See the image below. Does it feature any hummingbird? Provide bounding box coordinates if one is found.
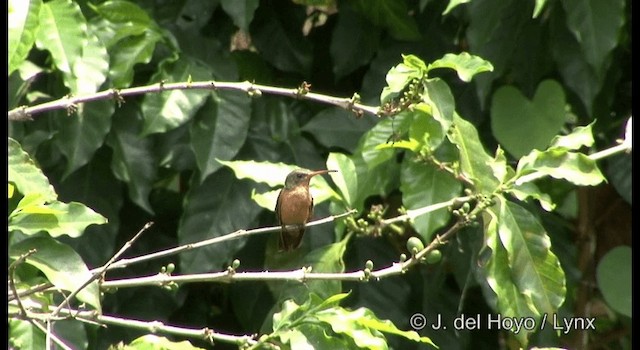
[275,168,336,251]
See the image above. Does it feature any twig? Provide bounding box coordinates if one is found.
[8,299,257,347]
[8,81,380,121]
[50,222,154,317]
[103,210,357,271]
[30,319,73,350]
[8,249,37,316]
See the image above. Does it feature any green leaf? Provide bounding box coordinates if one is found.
[35,0,84,74]
[400,160,461,241]
[596,246,631,317]
[190,92,251,183]
[317,307,437,349]
[107,29,163,88]
[548,122,596,150]
[8,137,58,201]
[218,159,299,187]
[8,0,41,75]
[380,55,425,104]
[9,236,102,312]
[9,319,45,350]
[250,5,312,75]
[141,57,212,136]
[508,182,555,212]
[36,0,106,94]
[128,335,206,350]
[9,200,107,237]
[498,200,566,316]
[220,0,260,31]
[330,5,381,79]
[562,0,625,78]
[359,112,413,169]
[71,29,109,95]
[301,107,376,153]
[516,148,605,186]
[54,99,115,179]
[178,170,263,273]
[480,206,537,347]
[326,153,358,207]
[491,80,567,158]
[427,52,494,82]
[351,0,421,41]
[106,106,157,213]
[447,113,500,193]
[90,0,153,26]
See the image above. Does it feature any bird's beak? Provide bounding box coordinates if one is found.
[307,169,337,178]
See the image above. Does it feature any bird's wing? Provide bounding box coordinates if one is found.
[275,189,282,225]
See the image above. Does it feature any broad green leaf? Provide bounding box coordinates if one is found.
[141,57,212,136]
[548,122,595,150]
[427,52,494,82]
[106,106,157,213]
[562,0,625,78]
[54,99,114,179]
[218,159,300,187]
[8,0,41,75]
[359,112,413,169]
[220,0,260,31]
[516,149,605,186]
[129,335,206,350]
[326,153,357,207]
[549,16,600,117]
[52,320,88,350]
[8,138,58,201]
[71,30,109,95]
[36,0,103,95]
[375,139,420,152]
[447,113,500,193]
[596,246,631,317]
[480,206,537,346]
[107,29,162,88]
[35,0,85,74]
[11,192,64,215]
[250,6,312,75]
[301,107,376,153]
[442,0,471,15]
[9,200,107,237]
[190,91,251,183]
[90,0,153,26]
[178,170,262,273]
[351,0,421,41]
[330,5,381,79]
[491,80,567,158]
[317,307,437,348]
[9,319,45,350]
[498,200,566,316]
[9,236,102,312]
[607,153,631,205]
[400,160,461,241]
[508,182,555,212]
[380,55,425,104]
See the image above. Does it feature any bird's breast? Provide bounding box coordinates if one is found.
[278,187,313,224]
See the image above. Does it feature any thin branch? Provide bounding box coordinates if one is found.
[9,299,256,348]
[30,320,73,350]
[8,249,37,316]
[8,81,380,121]
[50,222,154,318]
[103,210,357,271]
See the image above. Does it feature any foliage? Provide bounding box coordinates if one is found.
[8,0,631,349]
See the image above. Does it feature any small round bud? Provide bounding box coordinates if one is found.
[406,237,425,254]
[365,260,374,270]
[232,259,240,269]
[425,249,442,264]
[166,263,175,273]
